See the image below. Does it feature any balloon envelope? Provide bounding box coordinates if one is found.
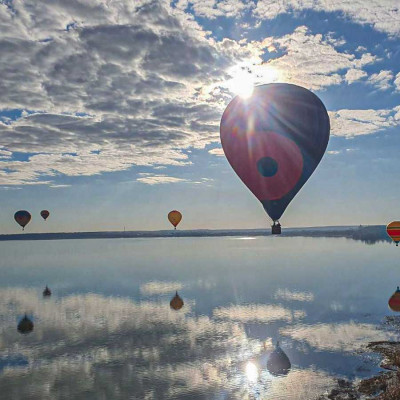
[40,210,50,220]
[220,83,330,222]
[17,315,34,334]
[387,221,400,246]
[267,342,291,376]
[168,210,182,228]
[389,287,400,312]
[14,210,31,230]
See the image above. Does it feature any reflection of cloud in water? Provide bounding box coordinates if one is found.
[274,289,314,302]
[281,322,399,353]
[213,304,306,323]
[140,281,183,296]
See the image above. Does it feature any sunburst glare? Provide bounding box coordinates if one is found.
[245,361,259,383]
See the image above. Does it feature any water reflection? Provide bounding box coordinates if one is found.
[17,314,34,334]
[267,342,291,376]
[1,237,400,399]
[170,291,184,310]
[43,285,51,297]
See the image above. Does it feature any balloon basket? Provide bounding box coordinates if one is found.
[271,223,281,235]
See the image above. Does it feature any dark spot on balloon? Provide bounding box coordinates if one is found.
[257,157,278,177]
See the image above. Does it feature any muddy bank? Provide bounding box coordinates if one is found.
[319,341,400,400]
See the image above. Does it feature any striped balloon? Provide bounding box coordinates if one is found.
[389,287,400,312]
[387,221,400,246]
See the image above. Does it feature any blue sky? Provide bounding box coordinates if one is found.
[0,0,399,233]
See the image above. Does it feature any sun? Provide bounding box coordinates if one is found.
[228,64,280,99]
[228,67,255,99]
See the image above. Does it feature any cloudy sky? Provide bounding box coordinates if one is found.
[1,0,399,232]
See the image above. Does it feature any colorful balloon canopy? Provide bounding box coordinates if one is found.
[14,210,31,230]
[40,210,50,221]
[388,287,400,312]
[170,291,184,310]
[386,221,400,246]
[220,83,330,226]
[168,210,182,229]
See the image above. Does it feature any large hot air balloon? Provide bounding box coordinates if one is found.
[387,221,400,246]
[220,83,330,234]
[168,210,182,230]
[40,210,50,221]
[389,287,400,312]
[14,210,31,230]
[170,291,184,310]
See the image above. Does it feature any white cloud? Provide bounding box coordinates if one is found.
[274,289,314,302]
[327,150,341,155]
[254,0,400,37]
[281,322,398,352]
[394,72,400,91]
[367,70,394,90]
[329,106,400,137]
[208,147,225,156]
[136,174,190,185]
[140,281,183,295]
[262,26,377,90]
[345,68,367,84]
[213,304,306,323]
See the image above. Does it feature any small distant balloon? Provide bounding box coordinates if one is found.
[388,287,400,312]
[170,291,184,310]
[168,210,182,230]
[386,221,400,246]
[267,342,291,376]
[17,315,34,334]
[220,83,330,233]
[40,210,50,221]
[43,286,51,297]
[14,210,31,230]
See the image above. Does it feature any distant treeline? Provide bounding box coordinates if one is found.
[0,225,391,244]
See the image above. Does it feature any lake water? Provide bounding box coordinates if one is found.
[0,236,399,399]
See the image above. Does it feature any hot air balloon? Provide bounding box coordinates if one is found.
[168,210,182,230]
[17,315,34,334]
[220,83,330,234]
[267,341,291,376]
[14,210,31,230]
[43,286,51,297]
[40,210,50,221]
[170,291,184,310]
[389,287,400,312]
[387,221,400,246]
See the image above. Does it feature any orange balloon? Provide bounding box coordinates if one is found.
[387,221,400,246]
[170,291,184,310]
[389,287,400,312]
[168,210,182,229]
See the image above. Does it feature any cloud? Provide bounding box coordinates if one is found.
[394,72,400,91]
[136,174,190,185]
[327,150,341,155]
[140,281,183,295]
[208,147,225,156]
[367,70,394,90]
[262,26,377,90]
[254,0,400,37]
[281,322,398,353]
[213,304,306,323]
[329,106,400,137]
[345,68,367,84]
[274,289,314,302]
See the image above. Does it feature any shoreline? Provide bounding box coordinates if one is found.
[0,225,390,243]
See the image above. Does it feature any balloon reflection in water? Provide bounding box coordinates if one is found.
[170,291,184,310]
[17,315,34,334]
[388,287,400,312]
[43,286,51,297]
[267,342,291,376]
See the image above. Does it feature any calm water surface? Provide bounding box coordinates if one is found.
[0,236,399,399]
